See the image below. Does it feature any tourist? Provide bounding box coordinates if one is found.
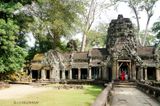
[121,70,125,81]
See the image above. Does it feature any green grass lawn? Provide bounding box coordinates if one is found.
[0,85,103,106]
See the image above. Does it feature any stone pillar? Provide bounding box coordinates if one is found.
[78,68,81,80]
[50,69,54,79]
[41,69,46,80]
[88,67,92,79]
[69,69,72,80]
[116,62,119,80]
[99,67,101,79]
[112,58,117,80]
[30,70,32,78]
[62,70,65,80]
[132,62,136,80]
[140,67,143,81]
[156,68,160,81]
[129,62,132,79]
[38,70,40,79]
[144,67,148,80]
[137,67,140,80]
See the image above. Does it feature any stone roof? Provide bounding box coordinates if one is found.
[73,52,88,60]
[137,46,154,57]
[72,62,88,68]
[90,60,102,66]
[63,52,71,62]
[143,60,156,67]
[32,53,45,62]
[91,48,108,58]
[31,63,43,70]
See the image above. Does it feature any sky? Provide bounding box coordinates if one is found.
[71,0,160,42]
[101,0,160,30]
[26,0,160,47]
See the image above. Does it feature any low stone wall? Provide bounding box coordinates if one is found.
[63,80,108,86]
[137,81,160,101]
[92,83,113,106]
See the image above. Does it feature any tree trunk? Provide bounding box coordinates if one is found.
[131,4,141,45]
[142,16,151,46]
[80,0,95,52]
[81,32,87,51]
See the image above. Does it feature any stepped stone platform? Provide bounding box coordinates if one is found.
[113,81,136,88]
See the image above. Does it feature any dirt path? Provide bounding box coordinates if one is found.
[0,84,50,100]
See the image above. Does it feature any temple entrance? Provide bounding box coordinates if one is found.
[118,60,131,81]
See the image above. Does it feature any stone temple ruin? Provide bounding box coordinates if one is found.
[27,15,160,82]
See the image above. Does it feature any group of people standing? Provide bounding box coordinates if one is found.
[121,70,128,81]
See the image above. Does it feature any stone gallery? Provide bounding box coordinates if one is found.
[28,15,160,82]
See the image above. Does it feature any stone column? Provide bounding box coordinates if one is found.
[88,67,92,79]
[129,62,132,79]
[78,68,81,80]
[98,67,102,79]
[30,70,32,78]
[132,62,136,80]
[41,69,46,80]
[156,68,160,81]
[69,69,72,80]
[144,67,148,80]
[38,70,40,79]
[140,67,143,81]
[112,58,117,80]
[116,62,119,80]
[62,70,66,80]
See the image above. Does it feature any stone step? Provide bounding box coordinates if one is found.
[114,82,135,85]
[114,84,136,88]
[113,81,136,88]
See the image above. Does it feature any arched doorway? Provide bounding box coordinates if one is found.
[118,61,130,81]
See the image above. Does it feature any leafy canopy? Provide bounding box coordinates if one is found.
[0,0,31,73]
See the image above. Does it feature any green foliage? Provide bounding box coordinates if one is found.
[67,39,78,51]
[28,0,84,53]
[0,1,31,73]
[152,20,160,39]
[86,23,108,50]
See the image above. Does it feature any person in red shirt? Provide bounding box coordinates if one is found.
[121,70,125,81]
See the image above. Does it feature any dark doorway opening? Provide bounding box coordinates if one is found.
[119,62,129,80]
[32,70,38,80]
[108,67,112,81]
[91,67,99,79]
[136,67,138,79]
[65,71,69,79]
[60,71,62,79]
[46,70,50,79]
[147,67,156,80]
[72,68,78,79]
[81,68,87,79]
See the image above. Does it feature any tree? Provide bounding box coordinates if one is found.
[152,19,160,40]
[67,39,78,51]
[86,23,108,50]
[112,0,158,46]
[80,0,115,51]
[140,0,158,46]
[26,0,84,53]
[0,0,32,73]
